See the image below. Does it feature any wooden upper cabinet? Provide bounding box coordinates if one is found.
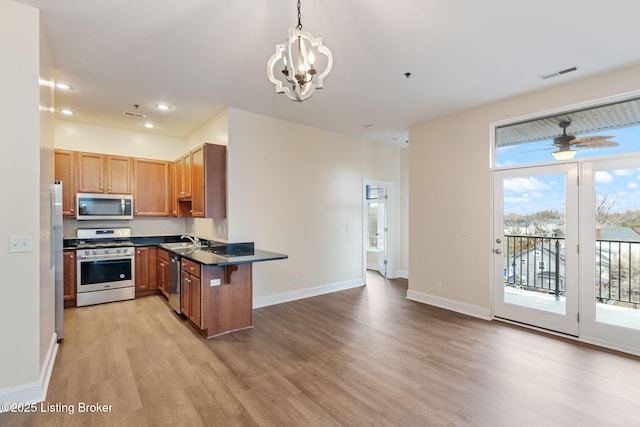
[77,152,104,193]
[134,158,170,216]
[106,155,133,194]
[201,143,227,218]
[77,152,132,194]
[190,145,205,217]
[54,150,76,216]
[177,152,192,199]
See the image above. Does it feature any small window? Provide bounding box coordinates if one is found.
[495,96,640,167]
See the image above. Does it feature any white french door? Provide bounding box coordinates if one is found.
[493,163,580,336]
[494,158,640,355]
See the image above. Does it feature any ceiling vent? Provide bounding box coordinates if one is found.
[123,110,146,118]
[540,66,578,80]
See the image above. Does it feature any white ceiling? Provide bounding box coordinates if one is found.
[17,0,640,147]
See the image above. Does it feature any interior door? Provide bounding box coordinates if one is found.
[493,164,579,336]
[367,192,387,276]
[580,157,640,355]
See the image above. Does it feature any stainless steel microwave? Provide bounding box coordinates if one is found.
[76,193,133,220]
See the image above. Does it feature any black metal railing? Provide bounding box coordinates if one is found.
[596,239,640,308]
[503,235,640,308]
[503,235,564,298]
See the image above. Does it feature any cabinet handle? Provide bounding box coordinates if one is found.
[70,208,74,212]
[70,255,74,259]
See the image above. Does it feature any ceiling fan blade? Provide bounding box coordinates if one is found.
[571,136,618,148]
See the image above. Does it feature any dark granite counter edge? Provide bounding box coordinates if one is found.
[64,235,288,266]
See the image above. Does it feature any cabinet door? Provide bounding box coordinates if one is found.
[54,150,77,216]
[181,270,191,316]
[133,159,170,216]
[169,162,177,217]
[63,250,76,304]
[203,143,227,218]
[191,146,204,217]
[106,155,132,194]
[157,250,169,298]
[135,247,158,291]
[77,152,104,193]
[182,153,192,198]
[190,274,201,327]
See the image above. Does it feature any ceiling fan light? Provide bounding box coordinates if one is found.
[551,149,577,160]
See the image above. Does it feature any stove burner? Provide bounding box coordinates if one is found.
[76,240,134,249]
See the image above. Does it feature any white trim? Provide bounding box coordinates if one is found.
[254,278,364,308]
[0,333,58,410]
[406,290,492,320]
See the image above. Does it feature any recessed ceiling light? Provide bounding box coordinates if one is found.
[144,122,155,129]
[155,104,171,111]
[55,82,73,90]
[60,109,74,116]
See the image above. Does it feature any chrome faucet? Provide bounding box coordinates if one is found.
[180,235,200,246]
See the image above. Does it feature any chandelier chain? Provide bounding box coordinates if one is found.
[297,0,303,30]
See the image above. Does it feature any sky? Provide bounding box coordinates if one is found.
[498,126,640,215]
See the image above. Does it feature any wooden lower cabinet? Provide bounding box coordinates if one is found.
[63,250,76,307]
[181,259,202,327]
[135,246,158,294]
[157,249,170,298]
[181,259,253,338]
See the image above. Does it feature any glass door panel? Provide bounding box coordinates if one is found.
[581,158,640,354]
[493,164,579,336]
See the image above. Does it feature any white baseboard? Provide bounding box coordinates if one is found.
[0,333,58,411]
[406,289,491,320]
[254,278,364,308]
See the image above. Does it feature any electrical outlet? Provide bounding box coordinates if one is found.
[435,282,443,292]
[210,279,221,287]
[9,236,32,253]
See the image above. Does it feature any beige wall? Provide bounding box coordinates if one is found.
[408,63,640,318]
[226,109,404,305]
[0,0,43,402]
[54,120,186,160]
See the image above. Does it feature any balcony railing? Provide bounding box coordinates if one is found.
[503,235,640,308]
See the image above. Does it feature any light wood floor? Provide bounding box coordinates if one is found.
[2,272,639,426]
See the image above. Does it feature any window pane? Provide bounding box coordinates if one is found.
[495,97,640,167]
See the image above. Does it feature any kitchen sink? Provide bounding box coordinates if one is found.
[160,242,201,251]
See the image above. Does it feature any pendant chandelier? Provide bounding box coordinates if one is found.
[266,0,333,102]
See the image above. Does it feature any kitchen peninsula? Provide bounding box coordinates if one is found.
[158,240,287,338]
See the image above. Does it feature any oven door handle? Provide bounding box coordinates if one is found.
[77,253,135,261]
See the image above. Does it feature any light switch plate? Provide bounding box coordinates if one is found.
[9,236,32,253]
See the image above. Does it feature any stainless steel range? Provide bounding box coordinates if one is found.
[76,228,135,307]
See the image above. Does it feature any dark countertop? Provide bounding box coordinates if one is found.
[162,245,288,267]
[64,234,288,266]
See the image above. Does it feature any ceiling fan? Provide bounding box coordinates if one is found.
[550,120,618,160]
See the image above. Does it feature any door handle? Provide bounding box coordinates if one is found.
[494,249,502,254]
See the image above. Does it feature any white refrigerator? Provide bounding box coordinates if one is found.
[52,181,64,341]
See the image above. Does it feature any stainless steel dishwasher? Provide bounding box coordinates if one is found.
[168,253,181,313]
